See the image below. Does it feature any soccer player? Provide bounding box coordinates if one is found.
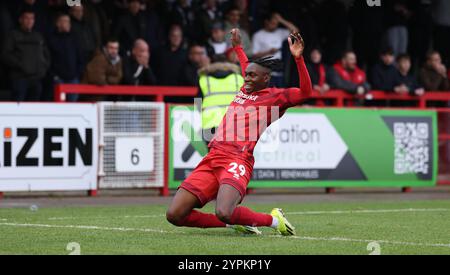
[166,29,312,235]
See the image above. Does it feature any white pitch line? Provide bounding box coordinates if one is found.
[47,208,450,221]
[0,222,174,234]
[48,214,166,221]
[0,219,7,221]
[1,222,450,250]
[285,208,450,215]
[267,235,450,249]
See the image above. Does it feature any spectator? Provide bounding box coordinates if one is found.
[207,21,228,60]
[113,0,148,56]
[152,25,187,86]
[82,38,123,86]
[224,6,252,55]
[143,0,164,52]
[12,0,50,36]
[252,12,298,60]
[306,49,331,94]
[123,39,156,86]
[1,9,50,101]
[231,0,251,34]
[180,44,210,86]
[370,48,398,92]
[252,12,298,86]
[419,51,449,91]
[194,0,223,43]
[330,51,370,95]
[393,54,424,96]
[47,13,83,102]
[170,0,196,43]
[69,4,99,68]
[384,0,411,57]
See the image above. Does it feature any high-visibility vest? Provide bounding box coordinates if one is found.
[199,73,244,129]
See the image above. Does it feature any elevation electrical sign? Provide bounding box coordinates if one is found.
[169,106,437,188]
[0,103,98,192]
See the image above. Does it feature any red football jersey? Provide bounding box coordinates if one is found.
[208,46,313,158]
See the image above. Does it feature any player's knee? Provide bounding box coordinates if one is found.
[215,207,233,224]
[166,210,184,226]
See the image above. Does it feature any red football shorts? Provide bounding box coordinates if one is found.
[179,148,254,207]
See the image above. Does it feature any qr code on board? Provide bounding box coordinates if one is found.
[394,123,429,175]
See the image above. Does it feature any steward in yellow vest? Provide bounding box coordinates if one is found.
[198,62,244,143]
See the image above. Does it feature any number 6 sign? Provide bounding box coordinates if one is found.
[115,137,154,172]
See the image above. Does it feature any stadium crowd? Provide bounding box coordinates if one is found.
[0,0,449,102]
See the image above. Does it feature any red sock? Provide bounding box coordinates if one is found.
[229,207,273,227]
[179,210,226,228]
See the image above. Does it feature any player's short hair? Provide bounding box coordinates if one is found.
[248,56,284,72]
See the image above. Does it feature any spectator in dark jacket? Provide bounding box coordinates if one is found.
[113,0,148,56]
[194,0,223,43]
[419,51,450,91]
[330,51,370,95]
[170,0,196,44]
[393,54,424,96]
[69,4,99,69]
[122,39,156,86]
[370,48,398,91]
[180,44,210,86]
[152,25,187,86]
[1,9,50,101]
[12,0,50,36]
[47,13,83,102]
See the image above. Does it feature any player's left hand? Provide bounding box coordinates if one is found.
[288,32,305,59]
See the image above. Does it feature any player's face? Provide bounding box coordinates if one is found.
[244,63,270,93]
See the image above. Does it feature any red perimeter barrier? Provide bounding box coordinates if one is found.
[55,84,450,192]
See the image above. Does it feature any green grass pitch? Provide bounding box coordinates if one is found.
[1,200,450,255]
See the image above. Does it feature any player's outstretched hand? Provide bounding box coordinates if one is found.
[288,32,305,59]
[230,28,242,48]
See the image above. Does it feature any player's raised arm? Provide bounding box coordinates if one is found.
[230,28,248,77]
[288,32,312,98]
